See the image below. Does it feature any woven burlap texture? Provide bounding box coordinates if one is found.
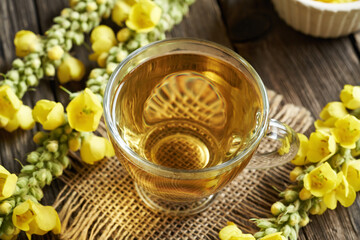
[53,90,313,240]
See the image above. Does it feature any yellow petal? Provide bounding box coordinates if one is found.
[219,223,243,240]
[303,162,337,197]
[33,100,65,130]
[80,134,107,164]
[0,85,22,120]
[331,115,360,149]
[14,30,39,57]
[340,85,360,110]
[345,160,360,191]
[0,166,18,201]
[307,131,337,163]
[47,45,64,61]
[66,88,103,132]
[291,133,310,165]
[17,105,35,130]
[90,25,116,44]
[92,38,115,54]
[126,0,162,33]
[319,102,347,121]
[111,1,132,26]
[260,232,284,240]
[3,115,20,132]
[12,200,35,231]
[335,172,356,207]
[57,61,71,84]
[324,191,337,210]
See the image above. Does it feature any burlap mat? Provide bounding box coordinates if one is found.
[53,90,313,240]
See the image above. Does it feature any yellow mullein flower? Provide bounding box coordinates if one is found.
[80,134,115,164]
[4,105,35,132]
[90,25,117,44]
[343,160,360,191]
[230,235,256,240]
[303,162,338,197]
[291,133,310,165]
[219,222,243,240]
[260,232,286,240]
[112,0,132,26]
[331,115,360,149]
[315,102,348,130]
[323,172,356,209]
[89,25,117,62]
[57,55,85,84]
[66,88,103,132]
[47,45,64,60]
[126,0,162,33]
[12,199,61,239]
[0,85,22,121]
[307,131,337,163]
[14,30,40,57]
[0,166,18,201]
[32,100,65,130]
[340,85,360,110]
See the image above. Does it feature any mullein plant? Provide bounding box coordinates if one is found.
[0,85,114,239]
[219,85,360,240]
[1,0,116,99]
[0,0,197,239]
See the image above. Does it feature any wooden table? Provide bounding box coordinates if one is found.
[0,0,359,239]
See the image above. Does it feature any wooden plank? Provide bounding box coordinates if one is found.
[219,0,360,239]
[0,0,61,239]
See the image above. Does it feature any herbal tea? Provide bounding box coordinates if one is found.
[112,53,263,201]
[114,54,262,170]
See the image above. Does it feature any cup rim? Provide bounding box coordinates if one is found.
[103,38,269,178]
[294,0,360,11]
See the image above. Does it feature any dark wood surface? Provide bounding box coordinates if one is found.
[0,0,359,239]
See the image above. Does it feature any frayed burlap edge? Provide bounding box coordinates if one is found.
[53,90,313,240]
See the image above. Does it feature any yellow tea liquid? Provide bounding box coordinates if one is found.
[112,53,263,201]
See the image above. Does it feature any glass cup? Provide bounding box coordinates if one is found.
[103,38,299,216]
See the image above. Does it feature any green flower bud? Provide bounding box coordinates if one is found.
[44,63,56,77]
[79,14,88,22]
[73,33,85,45]
[3,222,16,235]
[60,156,70,168]
[299,212,310,227]
[60,134,68,143]
[278,213,290,224]
[36,68,44,79]
[27,152,40,164]
[80,22,89,32]
[62,19,71,29]
[12,58,24,68]
[286,203,297,213]
[40,152,53,161]
[30,186,44,200]
[36,161,44,169]
[281,225,292,238]
[7,70,20,82]
[271,201,286,216]
[264,227,278,235]
[253,231,265,239]
[64,39,73,51]
[289,212,301,226]
[89,85,100,93]
[24,67,33,76]
[36,169,48,186]
[46,140,59,152]
[126,40,139,51]
[17,177,28,188]
[45,169,53,185]
[51,128,63,138]
[116,50,128,62]
[51,162,63,177]
[22,194,38,203]
[256,220,274,229]
[64,125,72,135]
[0,202,13,215]
[302,199,312,212]
[28,177,38,186]
[289,227,297,240]
[26,75,38,86]
[21,165,36,174]
[70,11,80,20]
[30,58,41,69]
[281,190,298,203]
[74,2,87,11]
[71,21,80,31]
[15,187,28,196]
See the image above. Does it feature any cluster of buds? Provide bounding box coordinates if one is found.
[0,0,116,98]
[0,88,115,239]
[219,85,360,240]
[84,0,196,102]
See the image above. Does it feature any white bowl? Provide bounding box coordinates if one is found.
[271,0,360,38]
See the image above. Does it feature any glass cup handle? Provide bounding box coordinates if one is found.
[246,119,299,170]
